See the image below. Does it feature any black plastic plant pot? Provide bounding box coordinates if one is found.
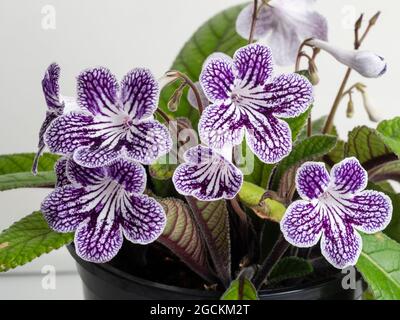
[67,245,366,300]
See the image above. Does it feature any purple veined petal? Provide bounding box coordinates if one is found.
[235,3,272,40]
[41,185,92,233]
[320,213,362,269]
[172,146,243,201]
[296,162,330,200]
[199,53,235,103]
[233,43,273,88]
[66,158,106,187]
[245,113,292,164]
[120,194,166,244]
[44,112,94,155]
[183,145,215,163]
[330,157,368,196]
[120,68,159,120]
[75,215,123,263]
[77,67,119,116]
[73,145,122,168]
[54,157,71,187]
[42,63,63,111]
[124,119,172,165]
[345,190,393,234]
[280,200,324,247]
[187,82,210,110]
[198,103,245,150]
[32,112,60,174]
[107,159,146,194]
[264,73,313,118]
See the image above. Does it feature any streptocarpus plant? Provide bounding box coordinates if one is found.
[0,2,399,301]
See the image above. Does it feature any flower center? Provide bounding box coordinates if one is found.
[122,115,133,129]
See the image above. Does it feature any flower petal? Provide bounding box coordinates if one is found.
[199,53,235,102]
[41,185,91,232]
[198,103,245,149]
[66,158,106,186]
[298,10,328,42]
[44,112,94,155]
[235,3,272,40]
[42,63,63,110]
[172,146,243,201]
[264,73,313,118]
[55,157,70,187]
[296,162,330,200]
[124,119,172,165]
[345,190,393,234]
[107,159,146,194]
[281,200,323,247]
[75,215,123,263]
[120,68,159,120]
[321,214,362,269]
[331,157,368,195]
[120,194,166,244]
[77,67,119,115]
[233,43,273,88]
[245,114,292,163]
[73,145,122,168]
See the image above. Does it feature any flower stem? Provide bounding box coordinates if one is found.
[253,235,290,290]
[155,108,171,124]
[248,0,259,44]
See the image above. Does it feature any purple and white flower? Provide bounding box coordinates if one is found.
[199,44,313,164]
[172,145,243,201]
[281,157,392,269]
[41,157,166,263]
[236,0,328,66]
[44,67,172,168]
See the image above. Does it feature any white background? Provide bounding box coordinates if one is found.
[0,0,399,299]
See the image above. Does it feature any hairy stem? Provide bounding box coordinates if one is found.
[155,108,171,124]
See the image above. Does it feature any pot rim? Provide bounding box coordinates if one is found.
[67,244,360,299]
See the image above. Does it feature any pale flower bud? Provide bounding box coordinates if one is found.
[346,98,354,118]
[360,90,382,122]
[308,39,387,78]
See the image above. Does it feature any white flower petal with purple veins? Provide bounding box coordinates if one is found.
[235,0,328,66]
[245,115,292,163]
[198,44,313,164]
[281,200,323,247]
[330,157,367,196]
[44,67,172,168]
[54,157,70,187]
[172,145,243,201]
[280,157,393,269]
[120,194,166,244]
[41,157,166,263]
[233,44,273,88]
[296,162,330,200]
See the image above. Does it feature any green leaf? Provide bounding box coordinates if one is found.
[369,160,400,184]
[269,257,313,284]
[159,5,247,127]
[0,153,59,175]
[367,182,400,242]
[270,135,337,190]
[345,126,396,169]
[0,171,56,191]
[0,212,73,272]
[186,197,231,286]
[157,198,215,282]
[377,117,400,157]
[356,233,400,300]
[149,161,177,181]
[221,277,258,300]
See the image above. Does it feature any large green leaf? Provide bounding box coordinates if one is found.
[369,160,400,184]
[345,126,396,170]
[159,5,247,127]
[270,135,337,190]
[0,153,58,175]
[269,257,313,284]
[186,197,231,286]
[356,233,400,300]
[0,212,73,272]
[0,171,55,191]
[157,198,215,282]
[221,277,258,300]
[377,117,400,157]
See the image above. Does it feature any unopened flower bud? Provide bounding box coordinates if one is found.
[309,39,387,78]
[168,83,185,112]
[346,99,354,118]
[360,90,381,122]
[308,60,320,85]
